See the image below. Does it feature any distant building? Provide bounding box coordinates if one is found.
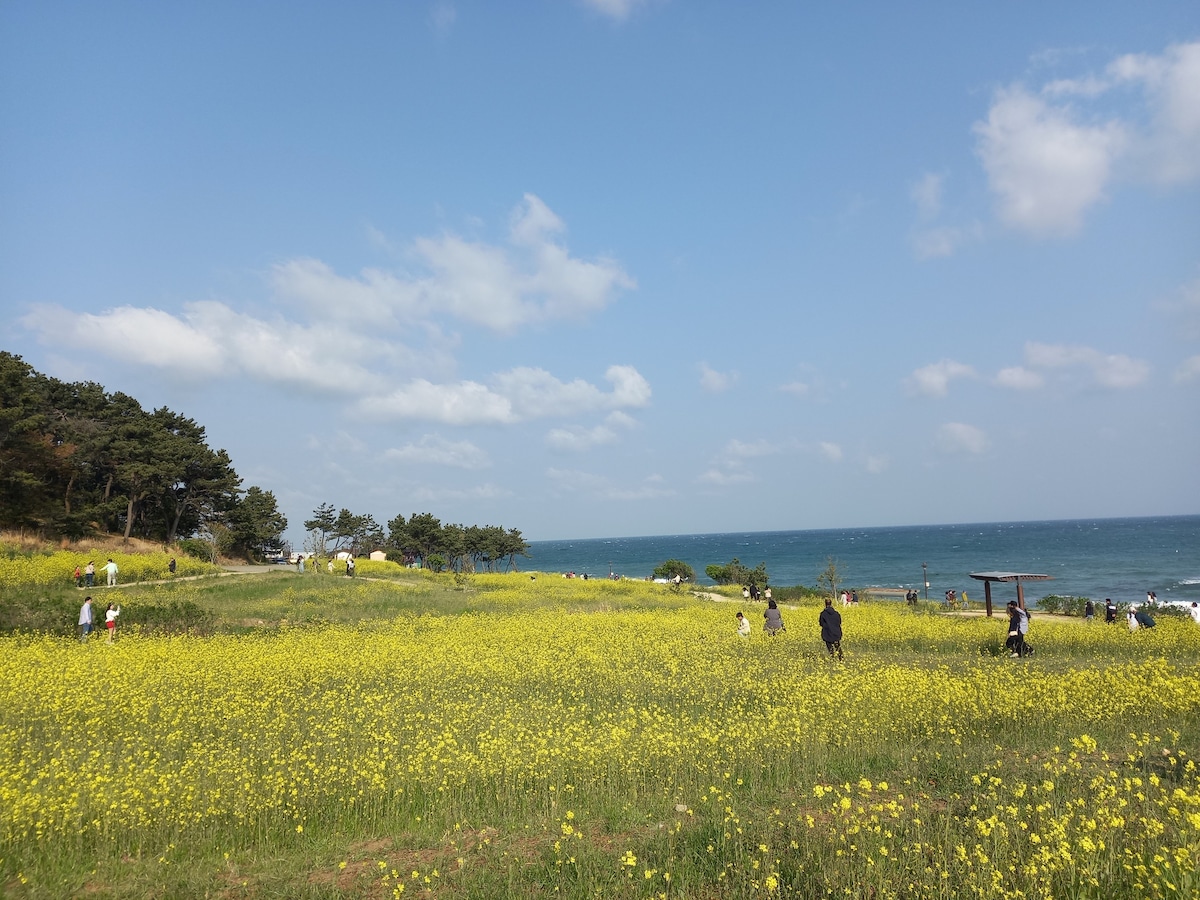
[369,550,387,562]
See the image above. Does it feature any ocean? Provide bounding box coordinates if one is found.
[525,515,1200,607]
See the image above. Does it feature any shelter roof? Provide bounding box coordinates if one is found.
[968,572,1053,583]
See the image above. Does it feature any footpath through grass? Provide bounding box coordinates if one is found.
[2,567,1199,899]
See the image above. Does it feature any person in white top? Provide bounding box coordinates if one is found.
[1189,602,1200,626]
[104,602,121,643]
[736,611,751,637]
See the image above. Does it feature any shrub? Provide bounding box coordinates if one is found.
[1040,594,1091,616]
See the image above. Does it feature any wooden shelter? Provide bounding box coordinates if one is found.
[968,572,1053,617]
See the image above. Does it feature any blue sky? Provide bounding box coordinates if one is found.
[2,2,1198,543]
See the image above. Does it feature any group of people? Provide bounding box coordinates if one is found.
[77,596,121,643]
[736,597,843,660]
[72,558,120,588]
[73,557,179,588]
[741,584,771,603]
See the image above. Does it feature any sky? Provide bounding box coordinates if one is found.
[2,2,1198,545]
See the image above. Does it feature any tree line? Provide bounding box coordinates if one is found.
[303,503,529,573]
[0,352,286,557]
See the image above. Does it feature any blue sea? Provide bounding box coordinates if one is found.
[526,515,1200,607]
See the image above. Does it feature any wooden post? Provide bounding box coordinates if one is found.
[1016,580,1025,611]
[984,580,993,618]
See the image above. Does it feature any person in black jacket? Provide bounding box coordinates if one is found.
[819,598,843,660]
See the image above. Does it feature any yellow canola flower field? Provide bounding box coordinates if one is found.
[2,591,1199,898]
[0,549,217,589]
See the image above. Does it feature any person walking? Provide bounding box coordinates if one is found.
[1105,598,1117,624]
[1084,599,1095,622]
[819,598,843,660]
[1005,601,1027,657]
[74,565,82,588]
[763,599,785,635]
[1189,602,1200,626]
[78,596,93,642]
[346,557,355,577]
[85,561,95,588]
[168,557,177,576]
[104,602,121,643]
[103,558,118,587]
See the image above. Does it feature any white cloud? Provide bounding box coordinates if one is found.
[408,483,511,503]
[579,0,651,22]
[864,454,889,474]
[974,41,1200,236]
[1108,41,1200,184]
[911,172,944,219]
[820,442,843,462]
[360,364,651,425]
[974,86,1125,236]
[1023,342,1149,389]
[699,363,737,392]
[360,379,515,425]
[546,468,672,501]
[1160,276,1200,340]
[496,364,651,418]
[546,424,618,451]
[994,366,1044,390]
[20,301,393,394]
[697,467,754,486]
[724,438,778,459]
[937,422,989,455]
[911,223,982,260]
[21,195,634,399]
[428,0,457,35]
[546,413,634,452]
[906,359,977,397]
[1173,355,1200,384]
[779,380,809,396]
[383,434,490,469]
